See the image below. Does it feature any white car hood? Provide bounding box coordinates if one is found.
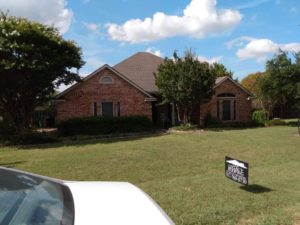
[64,181,174,225]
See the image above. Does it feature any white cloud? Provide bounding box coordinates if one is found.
[229,37,300,62]
[197,55,222,64]
[83,22,101,32]
[106,0,242,43]
[0,0,73,33]
[146,47,164,57]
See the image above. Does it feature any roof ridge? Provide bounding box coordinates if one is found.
[113,52,163,68]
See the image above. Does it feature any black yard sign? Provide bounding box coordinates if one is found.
[225,156,249,185]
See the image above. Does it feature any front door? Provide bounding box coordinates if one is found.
[223,100,231,120]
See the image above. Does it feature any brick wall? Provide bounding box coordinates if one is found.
[199,79,252,124]
[56,68,152,121]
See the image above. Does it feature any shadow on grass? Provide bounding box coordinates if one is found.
[240,184,274,194]
[0,161,26,168]
[17,131,169,150]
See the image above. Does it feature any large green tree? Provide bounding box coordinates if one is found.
[210,62,233,78]
[155,51,215,124]
[241,72,266,97]
[0,13,84,130]
[258,51,300,116]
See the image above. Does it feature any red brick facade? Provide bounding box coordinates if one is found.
[199,79,252,124]
[56,53,253,126]
[56,67,152,121]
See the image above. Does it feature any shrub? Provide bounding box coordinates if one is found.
[172,124,199,131]
[252,110,268,124]
[265,119,286,126]
[0,121,17,141]
[57,116,153,136]
[204,112,221,127]
[0,124,59,145]
[13,130,60,145]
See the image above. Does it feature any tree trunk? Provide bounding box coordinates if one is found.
[175,103,181,124]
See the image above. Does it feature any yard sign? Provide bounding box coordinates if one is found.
[225,156,249,185]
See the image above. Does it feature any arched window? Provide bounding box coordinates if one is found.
[99,76,114,84]
[217,93,235,97]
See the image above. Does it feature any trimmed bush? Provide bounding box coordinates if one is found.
[265,119,286,126]
[0,123,59,145]
[204,112,221,127]
[14,130,60,145]
[252,109,268,124]
[57,116,153,136]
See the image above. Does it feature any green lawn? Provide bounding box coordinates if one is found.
[0,126,300,225]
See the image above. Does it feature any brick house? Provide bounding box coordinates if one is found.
[55,52,253,125]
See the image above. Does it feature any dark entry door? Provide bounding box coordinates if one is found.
[223,100,231,120]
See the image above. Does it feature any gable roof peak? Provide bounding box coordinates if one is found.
[215,76,254,97]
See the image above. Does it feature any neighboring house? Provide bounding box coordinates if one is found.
[55,52,253,126]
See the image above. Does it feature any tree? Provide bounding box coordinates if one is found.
[241,72,266,97]
[258,51,300,116]
[155,51,215,124]
[210,63,233,78]
[0,13,84,130]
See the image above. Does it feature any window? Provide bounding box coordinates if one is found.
[102,102,113,117]
[233,100,236,120]
[217,93,235,97]
[99,76,114,84]
[116,102,121,117]
[217,100,220,119]
[93,102,97,116]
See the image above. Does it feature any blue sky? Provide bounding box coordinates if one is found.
[1,0,300,82]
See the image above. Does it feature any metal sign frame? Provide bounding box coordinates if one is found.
[225,156,249,186]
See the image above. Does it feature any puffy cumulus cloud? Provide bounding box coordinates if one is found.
[106,0,242,43]
[0,0,73,33]
[146,47,164,57]
[197,55,222,64]
[229,37,300,62]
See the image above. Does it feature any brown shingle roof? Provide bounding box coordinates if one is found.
[113,52,164,93]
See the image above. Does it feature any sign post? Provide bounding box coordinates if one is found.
[225,156,249,185]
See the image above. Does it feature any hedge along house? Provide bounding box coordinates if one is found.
[55,52,254,126]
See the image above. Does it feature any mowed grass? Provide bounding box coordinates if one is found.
[0,126,300,225]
